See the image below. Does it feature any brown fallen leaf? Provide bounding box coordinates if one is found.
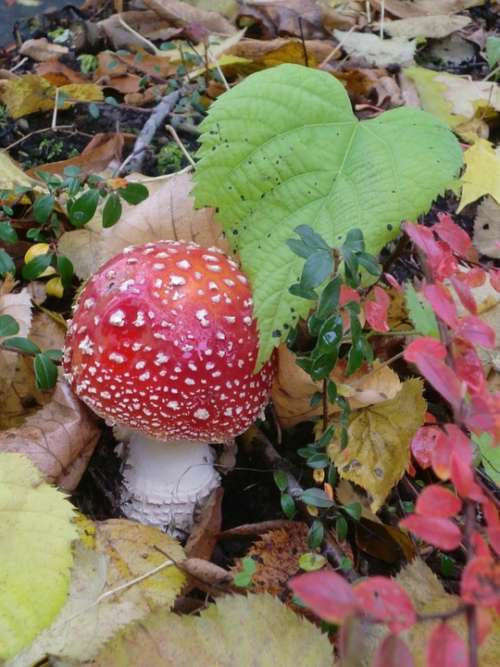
[36,60,88,86]
[27,132,126,178]
[145,0,236,35]
[116,50,176,79]
[185,487,224,560]
[219,519,299,539]
[98,10,181,50]
[19,38,69,62]
[59,171,228,280]
[179,557,234,587]
[370,0,483,19]
[272,346,402,429]
[0,379,100,491]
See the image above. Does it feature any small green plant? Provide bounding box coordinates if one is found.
[77,54,98,75]
[233,558,257,588]
[157,143,184,173]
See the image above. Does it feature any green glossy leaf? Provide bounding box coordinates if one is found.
[0,248,15,276]
[0,220,18,244]
[57,255,74,288]
[119,182,149,205]
[298,553,326,572]
[273,469,288,492]
[22,253,53,280]
[405,282,439,337]
[308,520,324,550]
[33,194,54,224]
[343,502,362,522]
[280,492,296,519]
[102,193,122,228]
[301,250,333,290]
[193,64,463,367]
[0,314,19,337]
[68,189,100,227]
[486,36,500,69]
[34,352,58,390]
[301,488,335,508]
[2,337,41,355]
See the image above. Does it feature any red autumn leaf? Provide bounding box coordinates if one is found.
[416,484,462,518]
[461,556,500,609]
[423,283,458,328]
[491,268,500,292]
[482,499,500,557]
[463,392,500,439]
[373,634,415,667]
[384,272,403,292]
[450,451,484,502]
[399,515,461,551]
[430,424,470,481]
[340,285,361,306]
[411,426,442,469]
[353,577,416,633]
[461,266,486,288]
[450,275,477,315]
[455,315,496,349]
[404,338,463,409]
[365,286,390,332]
[288,570,358,623]
[452,340,486,395]
[433,212,472,256]
[427,623,468,667]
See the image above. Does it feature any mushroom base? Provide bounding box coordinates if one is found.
[119,433,220,537]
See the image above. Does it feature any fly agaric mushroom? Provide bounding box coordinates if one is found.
[63,240,274,535]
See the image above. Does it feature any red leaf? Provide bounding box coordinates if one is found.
[423,283,458,328]
[461,266,486,288]
[404,223,457,280]
[430,424,470,481]
[400,515,461,551]
[471,531,492,559]
[374,634,415,667]
[411,425,442,469]
[490,268,500,292]
[456,316,496,349]
[433,213,471,256]
[463,392,499,438]
[426,623,467,667]
[353,577,416,633]
[452,340,486,395]
[450,275,477,315]
[384,273,403,292]
[416,485,462,518]
[404,338,463,409]
[288,570,358,623]
[340,285,360,306]
[461,556,500,609]
[450,451,484,501]
[482,499,500,557]
[365,286,390,332]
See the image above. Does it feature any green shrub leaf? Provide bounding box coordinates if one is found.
[193,64,463,367]
[34,352,58,390]
[0,314,20,337]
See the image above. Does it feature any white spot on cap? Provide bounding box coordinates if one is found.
[78,336,94,355]
[170,275,186,286]
[196,309,210,327]
[109,310,126,327]
[177,260,191,270]
[135,360,146,370]
[167,400,180,410]
[138,371,150,381]
[155,279,163,288]
[207,265,221,272]
[185,378,195,385]
[243,316,252,325]
[223,279,235,287]
[119,279,135,292]
[83,298,95,309]
[133,311,145,327]
[153,263,165,270]
[224,316,236,324]
[154,352,169,365]
[109,352,125,363]
[194,408,209,420]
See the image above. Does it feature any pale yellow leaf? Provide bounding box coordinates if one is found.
[380,14,471,39]
[91,593,334,666]
[0,452,76,660]
[0,151,38,191]
[458,139,500,212]
[327,379,426,511]
[11,520,187,666]
[474,197,500,259]
[334,29,416,67]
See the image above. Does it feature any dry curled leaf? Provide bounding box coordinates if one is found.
[185,487,224,560]
[272,346,402,429]
[59,171,228,280]
[98,10,181,50]
[144,0,235,35]
[19,38,69,62]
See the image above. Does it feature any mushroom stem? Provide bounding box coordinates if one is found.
[119,432,220,537]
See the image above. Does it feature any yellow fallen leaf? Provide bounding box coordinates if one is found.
[327,379,426,512]
[0,151,38,192]
[0,74,103,119]
[45,276,64,298]
[405,66,500,141]
[24,242,56,277]
[458,139,500,212]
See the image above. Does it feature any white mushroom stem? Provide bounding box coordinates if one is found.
[119,432,220,537]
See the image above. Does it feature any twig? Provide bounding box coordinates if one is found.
[118,89,182,175]
[483,63,500,81]
[118,13,160,55]
[207,47,230,91]
[379,0,385,39]
[365,0,371,24]
[2,125,78,152]
[51,88,59,131]
[165,124,196,168]
[319,25,356,69]
[9,56,28,73]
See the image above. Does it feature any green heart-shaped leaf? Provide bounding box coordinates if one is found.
[193,64,462,367]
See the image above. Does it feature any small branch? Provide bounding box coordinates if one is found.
[298,17,309,67]
[118,89,182,175]
[118,13,160,55]
[319,25,356,69]
[165,124,197,168]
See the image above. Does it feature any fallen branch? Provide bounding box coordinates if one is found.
[118,89,182,175]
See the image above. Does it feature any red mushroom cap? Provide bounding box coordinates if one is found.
[63,241,275,442]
